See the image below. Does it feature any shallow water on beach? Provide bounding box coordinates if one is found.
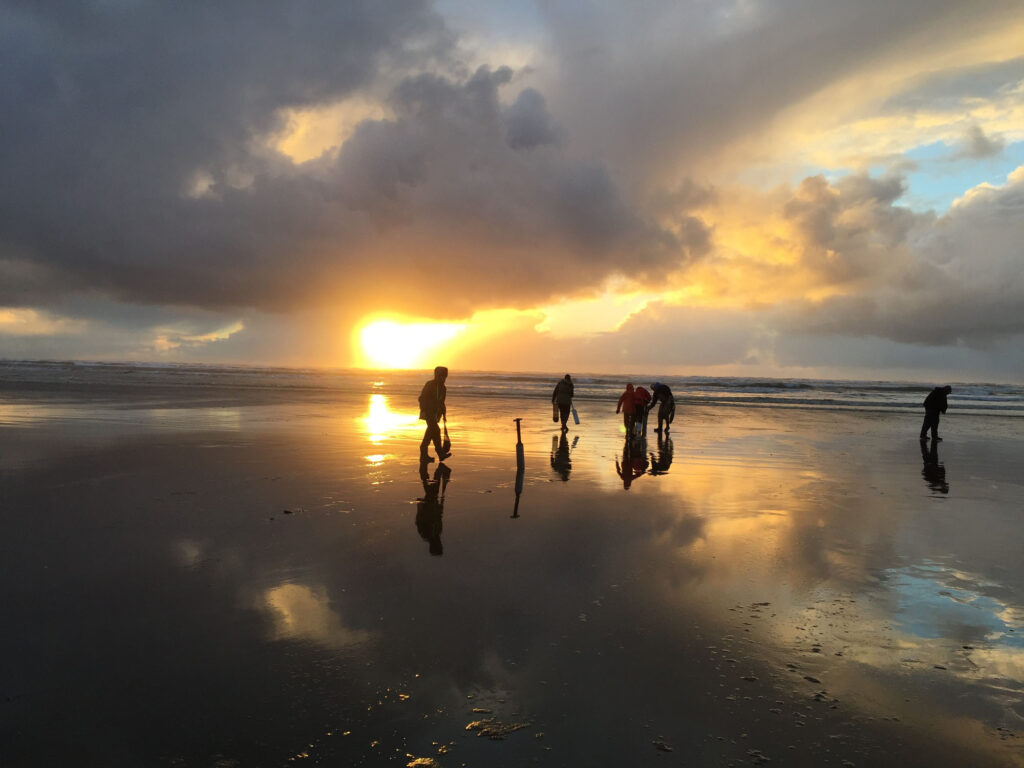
[1,387,1022,766]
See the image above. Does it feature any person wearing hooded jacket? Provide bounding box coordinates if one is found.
[552,374,575,431]
[419,366,451,462]
[616,383,637,434]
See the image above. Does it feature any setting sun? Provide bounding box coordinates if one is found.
[357,319,465,369]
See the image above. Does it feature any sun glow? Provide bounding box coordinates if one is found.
[358,319,465,369]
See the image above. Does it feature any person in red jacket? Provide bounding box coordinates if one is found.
[633,385,652,436]
[616,383,637,434]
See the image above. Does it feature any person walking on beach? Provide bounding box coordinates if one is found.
[419,366,451,462]
[920,385,952,442]
[616,383,637,434]
[552,374,575,431]
[648,381,675,434]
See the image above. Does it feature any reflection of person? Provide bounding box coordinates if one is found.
[647,382,675,434]
[920,385,952,442]
[615,438,648,490]
[649,435,674,475]
[416,462,451,555]
[552,374,575,431]
[419,366,450,462]
[920,439,949,494]
[550,432,572,481]
[616,383,637,434]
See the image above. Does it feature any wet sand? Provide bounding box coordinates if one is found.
[1,387,1022,767]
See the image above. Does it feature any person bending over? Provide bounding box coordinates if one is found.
[920,384,952,442]
[648,381,675,434]
[616,383,637,435]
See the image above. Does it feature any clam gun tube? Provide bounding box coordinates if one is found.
[513,418,524,518]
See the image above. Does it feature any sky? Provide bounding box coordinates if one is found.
[2,0,1023,381]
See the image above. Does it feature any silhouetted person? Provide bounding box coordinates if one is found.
[648,382,675,434]
[416,461,451,555]
[616,383,637,435]
[615,437,648,490]
[633,385,652,436]
[419,366,450,462]
[552,374,575,431]
[550,433,572,481]
[649,434,674,475]
[920,385,952,442]
[920,439,948,494]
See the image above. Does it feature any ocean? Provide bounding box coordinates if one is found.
[0,359,1021,416]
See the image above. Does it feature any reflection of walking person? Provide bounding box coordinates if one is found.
[919,385,952,442]
[550,432,572,481]
[419,366,451,462]
[416,462,450,555]
[552,374,575,431]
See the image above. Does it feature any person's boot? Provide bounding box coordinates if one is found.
[420,451,435,463]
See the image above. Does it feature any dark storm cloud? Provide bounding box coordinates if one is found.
[535,0,1021,185]
[0,1,686,319]
[325,66,688,315]
[503,87,562,150]
[0,0,446,307]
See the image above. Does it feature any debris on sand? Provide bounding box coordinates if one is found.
[406,758,441,768]
[747,747,771,764]
[652,739,673,752]
[465,718,531,739]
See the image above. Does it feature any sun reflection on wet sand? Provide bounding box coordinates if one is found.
[358,393,419,445]
[0,402,49,426]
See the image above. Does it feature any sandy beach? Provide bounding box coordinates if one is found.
[1,380,1022,767]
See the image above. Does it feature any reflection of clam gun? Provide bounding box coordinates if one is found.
[514,418,525,469]
[513,418,525,518]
